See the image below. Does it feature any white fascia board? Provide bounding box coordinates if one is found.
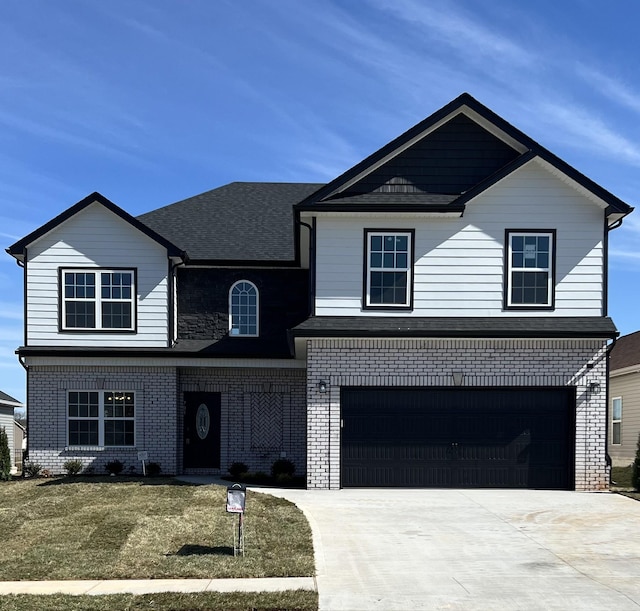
[299,210,462,219]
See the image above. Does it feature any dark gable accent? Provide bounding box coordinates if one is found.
[177,267,309,358]
[341,114,519,196]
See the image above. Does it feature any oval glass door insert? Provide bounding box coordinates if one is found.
[196,404,210,440]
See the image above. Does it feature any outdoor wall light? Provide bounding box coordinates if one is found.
[318,380,328,393]
[451,371,464,387]
[588,381,601,395]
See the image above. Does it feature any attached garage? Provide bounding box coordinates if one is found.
[341,387,575,489]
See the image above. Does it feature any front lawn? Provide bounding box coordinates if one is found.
[0,477,314,581]
[611,465,633,489]
[0,591,318,611]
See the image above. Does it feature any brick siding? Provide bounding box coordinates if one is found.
[306,338,608,491]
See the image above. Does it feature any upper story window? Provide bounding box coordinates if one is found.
[61,269,136,331]
[67,390,135,447]
[505,230,555,309]
[364,230,414,309]
[229,280,259,336]
[612,397,622,445]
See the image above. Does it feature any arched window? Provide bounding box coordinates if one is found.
[229,281,259,337]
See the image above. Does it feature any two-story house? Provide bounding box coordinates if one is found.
[7,93,633,490]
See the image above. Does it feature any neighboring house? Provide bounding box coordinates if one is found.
[6,93,634,490]
[609,330,640,466]
[0,391,23,474]
[13,420,26,475]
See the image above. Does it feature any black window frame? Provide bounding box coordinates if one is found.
[504,229,556,311]
[363,228,415,311]
[59,267,137,333]
[67,390,136,448]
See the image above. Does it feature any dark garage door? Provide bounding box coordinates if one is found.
[341,387,575,489]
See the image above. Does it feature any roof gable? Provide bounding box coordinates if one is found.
[7,192,184,261]
[340,113,519,196]
[296,93,633,220]
[610,330,640,371]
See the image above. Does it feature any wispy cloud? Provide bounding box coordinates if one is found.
[576,64,640,115]
[533,101,640,168]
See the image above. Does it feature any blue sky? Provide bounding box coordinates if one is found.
[1,0,639,407]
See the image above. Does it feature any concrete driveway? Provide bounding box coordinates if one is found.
[269,488,640,611]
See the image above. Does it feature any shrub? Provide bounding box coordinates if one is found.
[271,458,295,478]
[24,461,42,478]
[229,461,249,479]
[0,427,11,481]
[63,459,83,476]
[632,433,640,491]
[146,462,161,477]
[253,471,270,484]
[83,466,95,475]
[105,460,124,475]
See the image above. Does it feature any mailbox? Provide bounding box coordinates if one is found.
[226,483,246,514]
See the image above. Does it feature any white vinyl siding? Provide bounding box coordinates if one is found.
[314,160,604,317]
[26,202,170,347]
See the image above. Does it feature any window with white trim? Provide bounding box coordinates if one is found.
[62,269,135,330]
[364,230,413,308]
[68,391,135,447]
[612,397,622,445]
[229,280,259,336]
[506,231,554,308]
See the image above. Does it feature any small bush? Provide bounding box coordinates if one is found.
[83,466,95,475]
[63,459,83,476]
[632,433,640,491]
[0,427,11,481]
[253,471,270,484]
[105,460,124,475]
[146,462,161,477]
[271,458,295,478]
[24,461,42,478]
[229,461,249,479]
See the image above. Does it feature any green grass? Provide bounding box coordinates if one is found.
[0,590,318,611]
[611,465,633,488]
[0,477,314,581]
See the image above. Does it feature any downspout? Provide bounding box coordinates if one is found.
[18,355,28,464]
[604,214,624,483]
[296,218,315,317]
[169,253,188,347]
[605,335,617,482]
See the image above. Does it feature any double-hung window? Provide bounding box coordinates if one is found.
[229,280,259,336]
[68,391,135,447]
[612,397,622,445]
[364,230,414,309]
[61,269,136,331]
[505,230,555,309]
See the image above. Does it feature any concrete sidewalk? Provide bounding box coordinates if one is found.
[0,576,316,596]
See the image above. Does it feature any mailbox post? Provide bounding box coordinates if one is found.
[226,483,246,556]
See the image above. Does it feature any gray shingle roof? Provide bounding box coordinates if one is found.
[610,330,640,371]
[292,316,618,338]
[0,391,22,406]
[138,182,323,262]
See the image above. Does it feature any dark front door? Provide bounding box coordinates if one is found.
[341,387,575,489]
[183,392,221,469]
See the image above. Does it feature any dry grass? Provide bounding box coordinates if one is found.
[0,477,314,580]
[0,590,318,611]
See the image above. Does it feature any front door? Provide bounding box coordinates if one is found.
[183,392,221,469]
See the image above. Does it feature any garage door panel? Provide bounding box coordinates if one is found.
[341,387,575,489]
